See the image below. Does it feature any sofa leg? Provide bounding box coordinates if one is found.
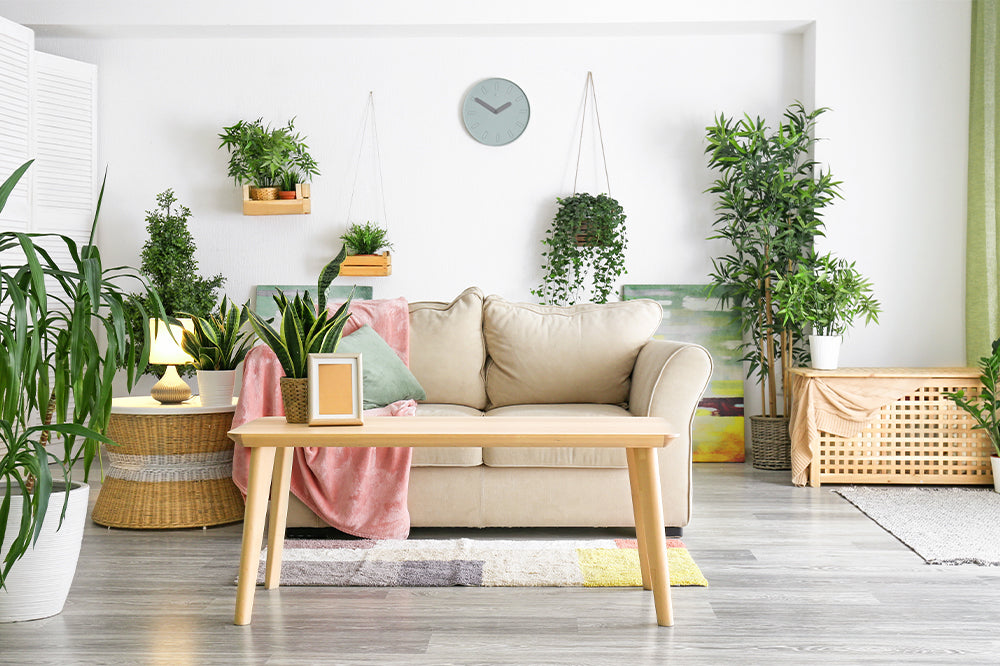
[665,527,682,538]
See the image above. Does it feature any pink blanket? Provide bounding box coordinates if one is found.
[231,297,415,539]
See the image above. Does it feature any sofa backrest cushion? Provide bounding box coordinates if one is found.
[408,287,488,409]
[483,296,662,407]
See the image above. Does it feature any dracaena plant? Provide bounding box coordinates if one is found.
[773,251,881,337]
[246,247,353,379]
[1,160,164,588]
[945,339,1000,458]
[179,297,257,371]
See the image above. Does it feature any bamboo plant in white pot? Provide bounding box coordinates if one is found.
[772,251,881,370]
[946,339,1000,492]
[180,297,257,406]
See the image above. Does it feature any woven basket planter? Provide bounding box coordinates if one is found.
[750,415,791,470]
[281,377,309,424]
[249,186,278,201]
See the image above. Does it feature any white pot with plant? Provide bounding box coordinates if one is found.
[180,297,257,407]
[1,161,162,622]
[946,339,1000,492]
[773,251,882,370]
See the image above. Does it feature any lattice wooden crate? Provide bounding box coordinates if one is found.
[815,379,994,486]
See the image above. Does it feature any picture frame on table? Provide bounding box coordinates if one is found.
[307,353,364,426]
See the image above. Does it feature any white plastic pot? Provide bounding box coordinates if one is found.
[992,456,999,493]
[809,334,842,370]
[0,481,89,622]
[197,369,236,407]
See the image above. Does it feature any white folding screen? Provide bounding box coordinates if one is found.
[0,17,33,229]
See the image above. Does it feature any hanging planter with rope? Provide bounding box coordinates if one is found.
[532,72,627,306]
[340,92,393,277]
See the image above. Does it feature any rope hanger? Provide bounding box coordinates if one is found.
[573,71,611,196]
[346,91,390,229]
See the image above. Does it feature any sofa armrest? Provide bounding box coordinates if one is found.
[629,340,713,528]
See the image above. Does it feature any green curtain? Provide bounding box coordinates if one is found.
[968,0,1000,363]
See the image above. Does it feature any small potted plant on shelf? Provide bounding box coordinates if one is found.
[218,117,320,201]
[531,192,627,306]
[278,170,300,200]
[0,161,164,621]
[946,338,1000,492]
[246,247,354,423]
[179,297,257,407]
[339,221,393,276]
[772,251,881,370]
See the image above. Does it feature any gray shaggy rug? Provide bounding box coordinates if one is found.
[835,486,1000,566]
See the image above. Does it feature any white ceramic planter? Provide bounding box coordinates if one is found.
[992,456,999,493]
[809,334,842,370]
[0,481,89,622]
[197,369,236,407]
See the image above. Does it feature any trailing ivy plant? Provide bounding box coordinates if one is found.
[772,251,881,337]
[218,117,320,188]
[945,338,1000,458]
[705,102,841,417]
[340,221,393,255]
[123,189,225,376]
[532,193,627,305]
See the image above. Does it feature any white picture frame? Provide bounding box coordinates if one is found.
[307,353,364,426]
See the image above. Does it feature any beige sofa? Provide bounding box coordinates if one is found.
[287,287,713,531]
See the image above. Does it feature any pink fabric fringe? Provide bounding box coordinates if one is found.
[232,297,416,539]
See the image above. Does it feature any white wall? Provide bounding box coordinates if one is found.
[14,0,971,406]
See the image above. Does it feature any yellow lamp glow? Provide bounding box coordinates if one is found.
[149,318,194,404]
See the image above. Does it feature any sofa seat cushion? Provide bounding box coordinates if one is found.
[411,403,483,467]
[482,404,630,468]
[409,287,487,410]
[483,295,662,408]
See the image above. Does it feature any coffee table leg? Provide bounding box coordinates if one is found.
[265,447,295,589]
[234,446,276,626]
[633,447,673,627]
[626,448,652,590]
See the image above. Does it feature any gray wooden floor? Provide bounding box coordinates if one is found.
[3,464,1000,665]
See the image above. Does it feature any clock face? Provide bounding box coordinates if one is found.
[462,78,530,146]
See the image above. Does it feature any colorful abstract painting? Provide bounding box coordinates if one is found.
[622,284,745,462]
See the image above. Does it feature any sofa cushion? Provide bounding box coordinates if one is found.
[482,404,630,468]
[409,287,487,410]
[483,296,662,408]
[411,403,483,467]
[336,324,426,409]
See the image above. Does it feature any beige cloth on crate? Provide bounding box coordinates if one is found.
[790,374,928,486]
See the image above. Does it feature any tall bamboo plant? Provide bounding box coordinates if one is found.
[1,160,164,588]
[705,102,841,417]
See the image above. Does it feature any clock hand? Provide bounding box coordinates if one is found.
[494,101,512,114]
[474,97,499,114]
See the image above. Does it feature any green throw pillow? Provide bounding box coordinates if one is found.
[336,325,426,409]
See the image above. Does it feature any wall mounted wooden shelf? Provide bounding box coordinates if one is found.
[242,184,311,216]
[340,251,391,276]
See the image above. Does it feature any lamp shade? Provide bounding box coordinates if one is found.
[148,318,194,365]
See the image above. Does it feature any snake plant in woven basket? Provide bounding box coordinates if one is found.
[246,247,354,379]
[179,297,256,371]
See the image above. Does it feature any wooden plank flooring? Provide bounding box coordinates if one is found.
[3,464,1000,664]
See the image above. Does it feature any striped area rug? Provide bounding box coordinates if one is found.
[256,538,708,587]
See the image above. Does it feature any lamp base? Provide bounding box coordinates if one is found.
[151,365,191,404]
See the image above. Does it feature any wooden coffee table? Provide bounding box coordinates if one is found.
[228,415,679,627]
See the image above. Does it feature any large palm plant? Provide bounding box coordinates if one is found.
[0,160,163,588]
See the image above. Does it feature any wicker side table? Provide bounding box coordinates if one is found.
[92,396,245,529]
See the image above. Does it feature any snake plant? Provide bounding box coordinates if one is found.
[246,247,354,379]
[179,297,256,371]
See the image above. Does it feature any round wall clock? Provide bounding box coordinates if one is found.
[461,77,530,146]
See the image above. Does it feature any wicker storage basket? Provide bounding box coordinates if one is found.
[750,415,792,470]
[281,377,309,424]
[249,186,278,201]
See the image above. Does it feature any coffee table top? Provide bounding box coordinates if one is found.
[111,396,238,415]
[228,415,677,449]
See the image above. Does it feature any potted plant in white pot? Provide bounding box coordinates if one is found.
[946,339,1000,492]
[1,161,163,622]
[772,251,881,370]
[246,247,354,423]
[179,297,257,406]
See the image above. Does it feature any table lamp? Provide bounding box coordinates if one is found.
[149,318,194,404]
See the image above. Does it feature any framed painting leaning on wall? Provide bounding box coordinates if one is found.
[622,284,745,463]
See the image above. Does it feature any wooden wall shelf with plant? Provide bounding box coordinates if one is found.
[241,184,311,216]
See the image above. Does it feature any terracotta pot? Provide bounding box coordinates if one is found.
[280,377,309,424]
[249,187,279,201]
[277,190,297,200]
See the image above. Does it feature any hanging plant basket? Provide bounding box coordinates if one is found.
[340,251,392,277]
